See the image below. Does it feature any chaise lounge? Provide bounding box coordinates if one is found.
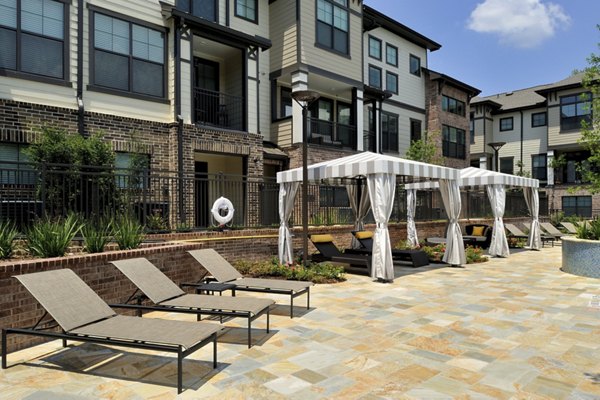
[111,258,273,348]
[309,234,372,274]
[2,269,222,394]
[345,231,429,267]
[187,249,313,318]
[505,223,554,247]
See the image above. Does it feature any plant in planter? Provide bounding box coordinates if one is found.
[82,217,113,253]
[0,221,18,259]
[27,213,83,258]
[113,214,144,250]
[465,245,488,264]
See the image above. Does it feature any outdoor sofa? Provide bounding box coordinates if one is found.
[2,269,222,394]
[344,231,429,267]
[187,249,313,318]
[111,258,273,348]
[463,224,493,248]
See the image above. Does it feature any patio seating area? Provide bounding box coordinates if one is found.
[2,246,600,399]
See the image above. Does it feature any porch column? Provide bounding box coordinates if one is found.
[375,100,381,153]
[479,155,488,170]
[354,88,364,151]
[180,35,192,124]
[547,150,554,186]
[291,70,309,144]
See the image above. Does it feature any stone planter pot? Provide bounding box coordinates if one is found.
[562,236,600,279]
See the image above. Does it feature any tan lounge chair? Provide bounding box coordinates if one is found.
[560,221,578,234]
[540,222,566,239]
[187,249,313,318]
[505,223,554,247]
[2,269,222,393]
[111,258,273,348]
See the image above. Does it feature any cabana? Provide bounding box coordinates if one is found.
[405,167,541,257]
[276,152,464,282]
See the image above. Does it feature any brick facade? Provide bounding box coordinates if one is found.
[286,144,357,169]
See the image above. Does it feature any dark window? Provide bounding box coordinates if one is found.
[386,44,397,66]
[442,95,466,116]
[0,143,35,185]
[500,117,513,131]
[115,152,150,189]
[235,0,257,22]
[280,87,292,118]
[410,119,421,143]
[368,65,381,88]
[469,116,475,144]
[176,0,217,21]
[562,196,592,217]
[560,92,592,131]
[92,12,166,98]
[386,71,398,94]
[532,154,547,181]
[316,0,348,55]
[0,0,66,80]
[531,112,547,127]
[442,125,465,159]
[409,54,420,76]
[368,36,381,59]
[319,186,350,207]
[381,112,398,152]
[500,157,513,174]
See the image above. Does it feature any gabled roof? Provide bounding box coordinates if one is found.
[277,152,458,183]
[363,5,441,51]
[405,167,539,190]
[424,69,481,97]
[471,84,549,112]
[535,72,586,95]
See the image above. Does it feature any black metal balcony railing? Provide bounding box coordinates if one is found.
[194,88,244,131]
[363,130,376,152]
[308,117,356,149]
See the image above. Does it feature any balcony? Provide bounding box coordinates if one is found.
[194,88,244,131]
[308,117,356,149]
[363,130,376,152]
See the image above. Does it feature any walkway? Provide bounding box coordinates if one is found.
[2,246,600,399]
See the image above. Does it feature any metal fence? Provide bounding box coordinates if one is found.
[1,161,550,230]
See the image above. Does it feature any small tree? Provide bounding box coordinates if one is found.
[578,25,600,193]
[405,130,443,165]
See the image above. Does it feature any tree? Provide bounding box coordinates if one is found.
[405,130,443,165]
[578,25,600,193]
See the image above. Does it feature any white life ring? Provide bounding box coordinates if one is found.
[211,196,235,225]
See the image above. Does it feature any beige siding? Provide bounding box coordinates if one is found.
[272,119,293,148]
[547,87,589,147]
[228,0,269,38]
[364,28,427,109]
[269,0,297,72]
[299,0,362,83]
[471,117,485,155]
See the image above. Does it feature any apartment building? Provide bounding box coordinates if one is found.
[470,73,597,216]
[0,0,478,227]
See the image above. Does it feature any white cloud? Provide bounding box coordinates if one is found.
[467,0,571,48]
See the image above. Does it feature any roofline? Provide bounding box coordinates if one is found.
[363,5,441,51]
[470,99,503,109]
[424,68,481,97]
[535,82,583,95]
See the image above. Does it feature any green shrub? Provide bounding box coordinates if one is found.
[82,218,112,253]
[27,214,83,258]
[576,218,600,240]
[113,214,144,250]
[0,221,18,259]
[465,245,488,264]
[145,211,169,232]
[549,211,565,227]
[234,259,345,284]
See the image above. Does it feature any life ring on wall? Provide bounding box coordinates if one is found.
[211,196,235,225]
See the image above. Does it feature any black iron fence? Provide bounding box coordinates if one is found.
[0,161,550,231]
[193,88,244,131]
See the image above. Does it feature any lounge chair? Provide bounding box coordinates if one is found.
[560,221,578,234]
[2,269,222,394]
[505,223,554,247]
[345,231,429,267]
[540,222,567,239]
[111,258,273,348]
[308,234,372,274]
[187,249,313,318]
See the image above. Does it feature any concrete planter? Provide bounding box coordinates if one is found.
[562,236,600,279]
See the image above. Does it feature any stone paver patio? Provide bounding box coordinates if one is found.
[2,246,600,399]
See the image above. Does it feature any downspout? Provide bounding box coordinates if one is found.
[519,110,524,174]
[174,17,186,223]
[77,0,84,135]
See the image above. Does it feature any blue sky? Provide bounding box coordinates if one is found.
[364,0,600,96]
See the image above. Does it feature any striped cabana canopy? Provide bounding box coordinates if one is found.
[404,167,539,190]
[276,151,459,183]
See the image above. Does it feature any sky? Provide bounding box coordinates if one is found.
[364,0,600,97]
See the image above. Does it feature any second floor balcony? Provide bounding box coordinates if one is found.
[308,117,356,149]
[194,88,244,131]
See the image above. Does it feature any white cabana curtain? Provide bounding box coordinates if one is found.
[346,180,371,249]
[278,181,300,264]
[406,189,419,247]
[524,187,542,250]
[366,173,396,281]
[486,184,510,257]
[438,179,466,265]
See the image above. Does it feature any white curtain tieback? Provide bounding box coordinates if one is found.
[376,223,388,229]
